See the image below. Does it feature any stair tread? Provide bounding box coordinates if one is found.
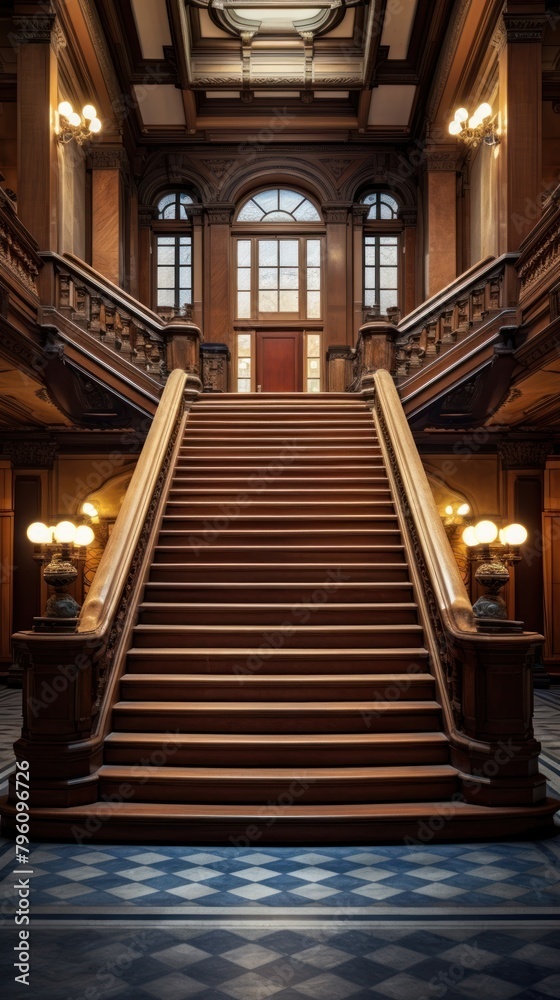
[114,700,440,711]
[121,672,434,682]
[138,602,417,611]
[106,731,447,745]
[99,764,456,780]
[133,623,424,633]
[126,647,429,657]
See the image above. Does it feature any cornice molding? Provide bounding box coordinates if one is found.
[3,440,58,469]
[205,203,236,225]
[88,148,129,172]
[322,203,352,223]
[499,439,552,469]
[426,0,472,124]
[11,13,66,51]
[502,13,547,43]
[424,147,459,172]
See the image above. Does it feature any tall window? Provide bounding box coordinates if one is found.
[361,191,401,315]
[154,192,194,311]
[235,189,322,321]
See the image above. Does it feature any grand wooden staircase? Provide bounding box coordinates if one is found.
[3,378,557,842]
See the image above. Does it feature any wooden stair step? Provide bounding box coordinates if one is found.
[170,482,392,493]
[104,730,450,767]
[125,647,430,675]
[13,799,556,844]
[131,623,425,650]
[174,466,389,479]
[136,602,419,627]
[112,699,442,733]
[98,764,458,805]
[142,581,415,603]
[152,544,408,564]
[157,529,403,547]
[148,561,412,582]
[120,672,435,701]
[165,502,396,516]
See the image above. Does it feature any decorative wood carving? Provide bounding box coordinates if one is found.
[3,441,58,469]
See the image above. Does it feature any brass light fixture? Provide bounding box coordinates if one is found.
[462,520,527,620]
[441,501,471,537]
[448,103,500,148]
[27,520,95,624]
[56,101,102,145]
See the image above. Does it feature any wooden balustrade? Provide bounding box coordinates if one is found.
[0,186,42,300]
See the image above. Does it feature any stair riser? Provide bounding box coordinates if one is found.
[180,448,383,459]
[132,628,424,650]
[112,709,441,734]
[98,775,458,806]
[148,563,412,583]
[142,584,415,604]
[158,530,402,547]
[174,469,389,481]
[185,428,377,439]
[126,652,429,675]
[152,547,407,565]
[171,481,391,493]
[136,607,419,627]
[104,744,450,768]
[120,679,434,701]
[165,502,397,516]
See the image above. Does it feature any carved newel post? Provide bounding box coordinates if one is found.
[162,316,202,399]
[358,317,399,397]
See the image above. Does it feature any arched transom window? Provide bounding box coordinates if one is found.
[237,188,321,223]
[361,191,401,315]
[154,192,194,311]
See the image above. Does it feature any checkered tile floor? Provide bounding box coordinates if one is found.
[1,839,559,912]
[1,923,559,1000]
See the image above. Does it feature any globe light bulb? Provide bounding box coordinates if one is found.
[468,114,480,129]
[88,117,102,134]
[445,504,454,516]
[454,108,468,123]
[75,525,94,547]
[476,102,492,121]
[502,523,528,546]
[474,519,498,544]
[457,503,470,517]
[68,112,81,127]
[462,526,478,547]
[58,101,73,118]
[82,502,98,517]
[54,520,77,544]
[27,522,50,544]
[449,120,462,136]
[82,104,97,120]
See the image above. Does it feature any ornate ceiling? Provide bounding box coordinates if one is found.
[89,0,454,141]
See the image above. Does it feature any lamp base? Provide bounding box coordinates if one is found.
[32,616,79,633]
[472,594,508,619]
[44,592,81,619]
[475,616,524,635]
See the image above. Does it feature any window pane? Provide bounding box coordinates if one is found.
[307,334,320,355]
[259,241,278,266]
[157,289,174,307]
[307,291,321,317]
[179,288,192,307]
[238,200,264,222]
[364,289,377,307]
[279,290,298,311]
[264,211,294,222]
[179,242,191,265]
[367,206,377,220]
[157,193,176,218]
[158,245,174,265]
[237,292,251,318]
[365,245,376,266]
[158,266,175,287]
[259,289,278,311]
[259,267,278,290]
[279,267,298,289]
[294,201,321,222]
[307,240,321,266]
[238,334,251,356]
[238,268,251,291]
[238,240,251,267]
[280,190,304,213]
[279,241,298,266]
[254,189,279,213]
[381,267,398,289]
[238,357,251,377]
[179,267,191,288]
[380,243,398,265]
[238,378,251,393]
[307,267,320,290]
[380,289,398,313]
[307,358,320,377]
[307,378,321,393]
[364,267,376,288]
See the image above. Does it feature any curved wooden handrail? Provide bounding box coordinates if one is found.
[373,369,476,635]
[77,368,187,636]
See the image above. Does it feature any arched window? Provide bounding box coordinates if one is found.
[361,191,401,315]
[237,188,321,223]
[153,191,194,311]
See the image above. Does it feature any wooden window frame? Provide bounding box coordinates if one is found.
[233,229,324,323]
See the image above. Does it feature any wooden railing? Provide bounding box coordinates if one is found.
[373,369,553,811]
[40,252,168,382]
[516,181,560,320]
[6,370,195,809]
[0,186,42,299]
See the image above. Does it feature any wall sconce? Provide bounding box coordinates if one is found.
[26,520,95,624]
[462,520,527,619]
[448,103,500,147]
[441,501,472,536]
[56,101,102,145]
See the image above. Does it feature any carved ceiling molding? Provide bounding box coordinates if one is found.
[3,440,58,469]
[76,0,124,120]
[11,13,66,51]
[498,440,552,469]
[502,14,547,43]
[426,0,472,123]
[194,77,362,88]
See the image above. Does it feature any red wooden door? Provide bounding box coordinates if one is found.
[256,332,302,392]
